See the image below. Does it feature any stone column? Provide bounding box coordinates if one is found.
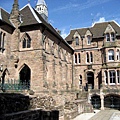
[107,70,110,85]
[100,93,104,110]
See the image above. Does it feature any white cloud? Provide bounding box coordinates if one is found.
[94,17,106,23]
[51,0,112,13]
[61,29,68,39]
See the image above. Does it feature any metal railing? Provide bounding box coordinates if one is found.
[0,79,30,91]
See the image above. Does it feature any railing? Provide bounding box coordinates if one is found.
[0,79,30,91]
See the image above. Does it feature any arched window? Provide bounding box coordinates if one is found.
[22,34,31,48]
[75,54,77,64]
[75,37,79,46]
[78,53,81,63]
[108,50,114,61]
[111,32,115,41]
[87,35,91,45]
[90,52,93,63]
[23,38,26,48]
[79,75,82,85]
[104,71,108,85]
[86,52,89,63]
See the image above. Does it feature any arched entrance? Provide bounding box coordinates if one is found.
[87,72,94,89]
[19,64,31,89]
[91,95,101,109]
[104,94,120,110]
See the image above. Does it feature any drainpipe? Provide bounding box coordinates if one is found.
[72,54,74,90]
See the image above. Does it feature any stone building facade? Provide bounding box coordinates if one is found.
[66,21,120,110]
[0,0,74,94]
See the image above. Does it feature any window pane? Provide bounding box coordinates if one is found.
[117,70,120,83]
[105,71,108,84]
[106,33,110,41]
[78,53,81,63]
[87,53,89,63]
[75,37,79,45]
[109,71,115,84]
[90,52,93,62]
[75,54,77,64]
[87,35,91,45]
[111,33,115,41]
[27,38,31,48]
[108,50,114,60]
[23,39,26,48]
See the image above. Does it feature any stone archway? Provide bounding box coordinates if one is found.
[87,72,94,89]
[19,64,31,89]
[91,94,101,109]
[104,94,120,110]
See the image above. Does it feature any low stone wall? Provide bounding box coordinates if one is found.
[0,93,30,115]
[0,109,59,120]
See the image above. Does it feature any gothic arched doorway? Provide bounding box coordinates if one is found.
[87,72,94,89]
[19,64,31,89]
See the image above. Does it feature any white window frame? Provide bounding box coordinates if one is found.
[104,71,108,85]
[116,49,120,61]
[108,50,114,61]
[109,70,116,85]
[117,70,120,84]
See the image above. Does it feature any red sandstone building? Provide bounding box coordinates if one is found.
[66,21,120,109]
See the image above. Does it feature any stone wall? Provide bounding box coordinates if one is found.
[0,109,59,120]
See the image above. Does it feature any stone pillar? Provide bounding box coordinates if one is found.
[100,92,104,110]
[107,70,110,85]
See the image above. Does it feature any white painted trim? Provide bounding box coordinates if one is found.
[20,4,41,23]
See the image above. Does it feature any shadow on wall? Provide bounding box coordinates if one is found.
[0,93,30,115]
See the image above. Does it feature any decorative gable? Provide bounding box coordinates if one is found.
[104,24,115,34]
[85,30,92,36]
[73,31,80,38]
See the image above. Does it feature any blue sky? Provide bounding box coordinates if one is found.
[0,0,120,38]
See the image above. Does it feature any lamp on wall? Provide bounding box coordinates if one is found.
[0,64,3,72]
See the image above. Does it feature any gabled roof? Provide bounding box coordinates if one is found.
[0,8,14,27]
[20,4,42,27]
[19,4,73,53]
[66,21,120,41]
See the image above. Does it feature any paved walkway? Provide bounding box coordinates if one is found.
[89,110,120,120]
[73,109,120,120]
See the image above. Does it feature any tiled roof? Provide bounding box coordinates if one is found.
[0,8,14,27]
[20,4,41,26]
[19,4,73,53]
[65,21,120,41]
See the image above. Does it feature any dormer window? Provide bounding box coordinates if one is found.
[87,35,91,45]
[75,37,79,46]
[111,33,115,41]
[106,33,115,42]
[106,33,110,41]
